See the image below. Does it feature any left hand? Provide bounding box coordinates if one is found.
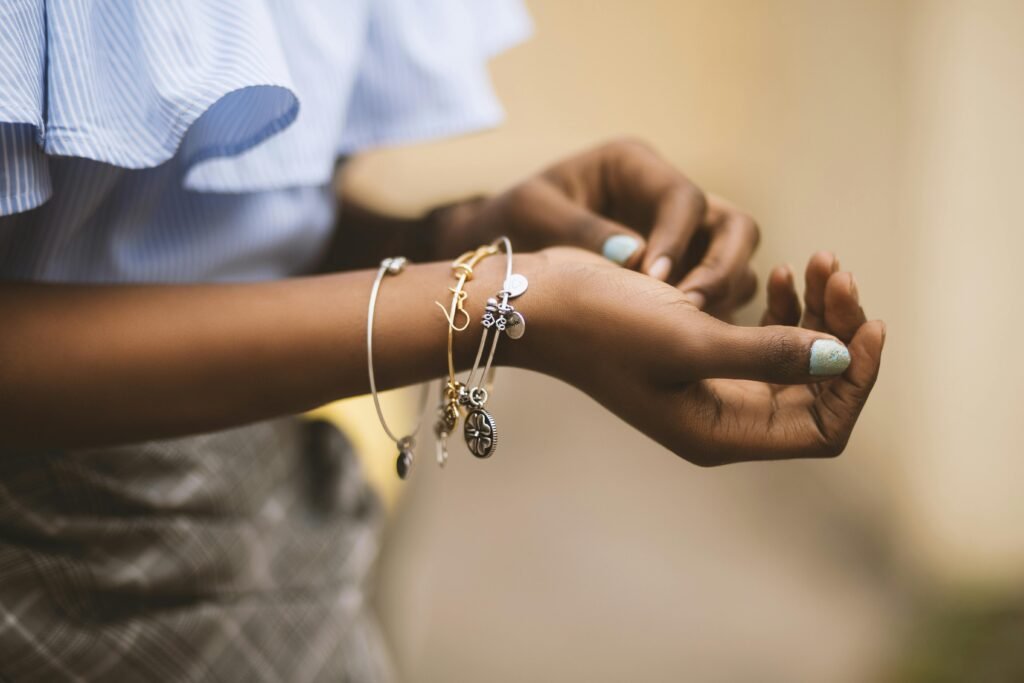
[437,138,761,317]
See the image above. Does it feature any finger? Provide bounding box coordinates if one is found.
[641,185,706,282]
[811,319,886,455]
[677,207,760,310]
[802,250,838,331]
[823,271,867,343]
[688,317,851,384]
[760,265,801,326]
[528,180,647,267]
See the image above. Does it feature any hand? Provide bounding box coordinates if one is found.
[512,248,885,465]
[439,139,760,317]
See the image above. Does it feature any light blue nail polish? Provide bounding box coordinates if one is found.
[809,339,851,376]
[602,235,640,265]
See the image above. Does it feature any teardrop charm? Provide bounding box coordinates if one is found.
[396,446,414,479]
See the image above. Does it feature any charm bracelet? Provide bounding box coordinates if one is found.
[436,236,528,461]
[433,243,499,466]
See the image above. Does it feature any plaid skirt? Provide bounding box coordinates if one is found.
[0,418,394,682]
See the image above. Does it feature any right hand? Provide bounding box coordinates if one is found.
[513,248,885,466]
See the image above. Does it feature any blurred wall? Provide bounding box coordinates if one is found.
[343,1,1024,680]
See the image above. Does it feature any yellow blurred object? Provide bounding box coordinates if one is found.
[305,388,420,511]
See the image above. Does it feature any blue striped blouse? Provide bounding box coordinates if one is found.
[0,0,531,282]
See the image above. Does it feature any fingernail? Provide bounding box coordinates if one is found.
[602,235,640,265]
[849,273,859,300]
[809,339,851,376]
[784,265,795,285]
[831,256,840,274]
[648,255,672,281]
[683,290,706,309]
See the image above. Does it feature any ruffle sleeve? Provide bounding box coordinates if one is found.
[0,0,532,216]
[0,0,299,216]
[336,0,533,153]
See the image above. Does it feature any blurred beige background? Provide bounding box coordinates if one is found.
[342,1,1024,680]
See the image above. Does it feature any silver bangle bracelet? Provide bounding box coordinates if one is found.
[366,256,427,480]
[458,236,528,459]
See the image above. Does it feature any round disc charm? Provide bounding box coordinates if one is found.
[505,311,526,340]
[464,408,498,458]
[503,273,529,299]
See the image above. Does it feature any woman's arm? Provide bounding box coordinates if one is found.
[0,255,524,450]
[0,249,884,465]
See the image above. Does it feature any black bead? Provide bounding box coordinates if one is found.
[396,449,413,479]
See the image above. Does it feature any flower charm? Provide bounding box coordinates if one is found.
[464,408,497,458]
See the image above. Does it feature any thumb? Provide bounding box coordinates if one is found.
[528,180,646,268]
[693,318,854,384]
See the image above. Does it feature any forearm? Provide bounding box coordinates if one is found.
[0,254,546,450]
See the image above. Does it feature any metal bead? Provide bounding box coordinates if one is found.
[383,256,407,275]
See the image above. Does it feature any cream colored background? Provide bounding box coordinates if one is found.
[343,1,1024,680]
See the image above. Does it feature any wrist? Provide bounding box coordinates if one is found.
[466,250,566,376]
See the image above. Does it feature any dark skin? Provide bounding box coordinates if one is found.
[0,139,884,465]
[324,139,760,317]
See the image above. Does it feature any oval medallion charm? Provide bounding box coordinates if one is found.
[396,447,414,479]
[505,311,526,340]
[503,273,529,299]
[464,408,498,458]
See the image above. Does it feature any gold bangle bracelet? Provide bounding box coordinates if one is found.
[433,243,499,465]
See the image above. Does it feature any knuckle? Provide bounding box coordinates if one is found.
[606,135,654,154]
[736,270,758,305]
[732,212,761,245]
[692,263,730,300]
[567,212,602,244]
[684,184,708,217]
[820,431,851,458]
[677,438,728,468]
[508,179,542,204]
[763,331,804,381]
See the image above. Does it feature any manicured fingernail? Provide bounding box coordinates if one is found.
[683,290,706,309]
[602,235,640,265]
[648,255,672,281]
[809,339,851,376]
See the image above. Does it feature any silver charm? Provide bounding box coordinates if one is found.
[482,297,498,328]
[506,311,526,340]
[503,273,529,299]
[464,408,497,458]
[395,436,414,479]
